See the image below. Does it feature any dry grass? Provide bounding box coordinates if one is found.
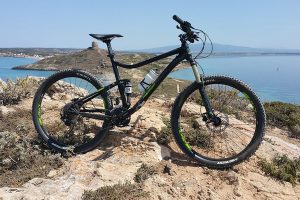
[0,77,40,106]
[0,108,35,137]
[83,163,156,200]
[157,118,173,145]
[82,181,149,200]
[0,131,63,187]
[134,163,156,183]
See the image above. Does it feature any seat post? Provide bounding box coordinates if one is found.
[104,41,127,105]
[104,40,120,81]
[105,41,114,58]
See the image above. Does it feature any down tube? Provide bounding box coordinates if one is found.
[127,54,187,116]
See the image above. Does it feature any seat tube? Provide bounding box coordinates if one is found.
[105,41,127,105]
[105,41,120,81]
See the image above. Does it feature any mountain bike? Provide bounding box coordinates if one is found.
[32,15,266,169]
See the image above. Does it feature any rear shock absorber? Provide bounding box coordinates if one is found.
[124,80,132,106]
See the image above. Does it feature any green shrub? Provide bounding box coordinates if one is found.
[183,118,214,149]
[264,102,300,138]
[0,77,40,106]
[185,128,214,149]
[135,163,156,183]
[157,118,173,145]
[83,163,155,200]
[157,117,214,149]
[258,155,300,185]
[82,182,149,200]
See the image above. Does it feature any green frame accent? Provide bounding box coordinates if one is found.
[179,129,192,151]
[142,84,155,98]
[37,99,43,125]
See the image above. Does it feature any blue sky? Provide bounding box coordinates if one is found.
[0,0,299,50]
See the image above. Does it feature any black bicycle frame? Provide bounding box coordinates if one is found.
[74,44,189,120]
[73,38,214,121]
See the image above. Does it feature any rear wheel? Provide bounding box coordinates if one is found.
[171,75,265,168]
[32,69,111,153]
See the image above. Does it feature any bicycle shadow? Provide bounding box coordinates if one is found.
[163,143,200,167]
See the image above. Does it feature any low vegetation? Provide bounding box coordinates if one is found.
[0,131,63,187]
[82,181,149,200]
[264,102,300,138]
[135,163,156,183]
[0,79,64,187]
[157,118,173,145]
[83,163,156,200]
[0,77,40,106]
[157,117,214,149]
[184,118,214,149]
[258,154,300,185]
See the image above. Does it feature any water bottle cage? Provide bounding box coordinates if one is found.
[140,78,152,90]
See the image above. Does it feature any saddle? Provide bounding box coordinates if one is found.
[89,34,123,43]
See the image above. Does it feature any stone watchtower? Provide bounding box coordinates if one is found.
[88,41,101,53]
[91,41,99,50]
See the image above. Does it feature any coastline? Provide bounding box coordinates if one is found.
[0,53,45,61]
[12,66,57,71]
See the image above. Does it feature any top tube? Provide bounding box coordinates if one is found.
[115,48,182,69]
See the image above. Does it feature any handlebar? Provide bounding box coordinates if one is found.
[172,15,198,43]
[173,15,184,26]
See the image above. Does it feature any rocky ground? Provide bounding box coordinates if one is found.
[0,90,300,200]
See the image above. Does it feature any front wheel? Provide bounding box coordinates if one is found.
[171,75,266,169]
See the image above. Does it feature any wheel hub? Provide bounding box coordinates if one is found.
[211,116,222,126]
[203,113,229,133]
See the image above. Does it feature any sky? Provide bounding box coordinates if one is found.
[0,0,300,50]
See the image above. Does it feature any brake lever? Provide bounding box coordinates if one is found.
[194,32,200,41]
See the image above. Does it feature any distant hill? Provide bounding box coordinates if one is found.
[3,43,300,57]
[7,42,300,74]
[134,43,300,55]
[13,43,110,73]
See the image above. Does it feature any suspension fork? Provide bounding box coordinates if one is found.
[190,64,214,119]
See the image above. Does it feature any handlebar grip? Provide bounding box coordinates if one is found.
[173,15,184,25]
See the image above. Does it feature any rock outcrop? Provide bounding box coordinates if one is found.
[0,94,299,199]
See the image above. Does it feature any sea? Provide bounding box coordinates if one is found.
[0,55,300,104]
[170,55,300,104]
[0,56,53,81]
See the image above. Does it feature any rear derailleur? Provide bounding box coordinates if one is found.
[60,99,81,126]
